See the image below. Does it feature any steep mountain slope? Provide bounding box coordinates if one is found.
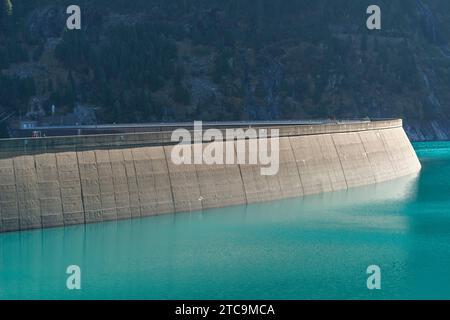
[2,0,450,140]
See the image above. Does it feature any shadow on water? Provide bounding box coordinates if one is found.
[3,142,450,299]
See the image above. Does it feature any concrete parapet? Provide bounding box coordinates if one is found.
[0,119,403,158]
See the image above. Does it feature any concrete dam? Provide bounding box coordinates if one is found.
[0,119,421,233]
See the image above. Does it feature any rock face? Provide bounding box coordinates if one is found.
[0,120,421,233]
[405,120,450,141]
[4,1,450,140]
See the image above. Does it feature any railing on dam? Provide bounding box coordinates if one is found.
[13,119,394,137]
[0,119,403,158]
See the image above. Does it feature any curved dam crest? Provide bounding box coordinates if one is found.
[0,120,421,233]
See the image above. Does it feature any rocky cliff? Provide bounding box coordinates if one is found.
[2,0,450,141]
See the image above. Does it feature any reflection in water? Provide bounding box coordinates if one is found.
[2,143,450,299]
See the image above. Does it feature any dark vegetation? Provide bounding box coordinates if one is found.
[2,0,450,133]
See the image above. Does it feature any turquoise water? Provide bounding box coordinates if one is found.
[1,142,450,299]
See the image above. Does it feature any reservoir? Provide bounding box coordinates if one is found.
[0,141,449,300]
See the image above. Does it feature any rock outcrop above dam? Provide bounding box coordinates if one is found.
[0,120,421,233]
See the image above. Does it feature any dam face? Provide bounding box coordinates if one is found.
[0,120,421,233]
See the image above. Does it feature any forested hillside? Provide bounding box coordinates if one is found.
[2,0,450,139]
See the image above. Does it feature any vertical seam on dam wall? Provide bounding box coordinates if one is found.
[107,150,119,221]
[75,151,87,225]
[287,136,305,195]
[193,152,204,211]
[356,132,377,183]
[108,150,133,219]
[55,154,65,226]
[33,156,43,228]
[92,151,101,220]
[330,135,349,190]
[159,146,175,214]
[377,129,398,176]
[12,157,20,230]
[163,146,176,212]
[236,142,249,205]
[106,150,119,220]
[129,149,142,217]
[108,150,120,219]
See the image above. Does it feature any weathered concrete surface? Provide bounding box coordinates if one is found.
[380,128,422,177]
[290,135,347,195]
[358,130,396,183]
[0,120,421,232]
[78,151,102,224]
[238,138,273,204]
[196,141,247,209]
[0,158,19,232]
[272,137,304,199]
[332,132,376,189]
[132,147,174,216]
[109,149,132,220]
[35,153,64,228]
[96,150,117,222]
[122,149,141,218]
[164,145,202,213]
[14,156,41,230]
[57,152,84,226]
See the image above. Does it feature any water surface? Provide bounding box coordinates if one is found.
[1,141,450,299]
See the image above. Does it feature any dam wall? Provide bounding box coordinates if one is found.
[0,120,421,233]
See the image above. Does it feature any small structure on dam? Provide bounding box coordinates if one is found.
[0,119,421,233]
